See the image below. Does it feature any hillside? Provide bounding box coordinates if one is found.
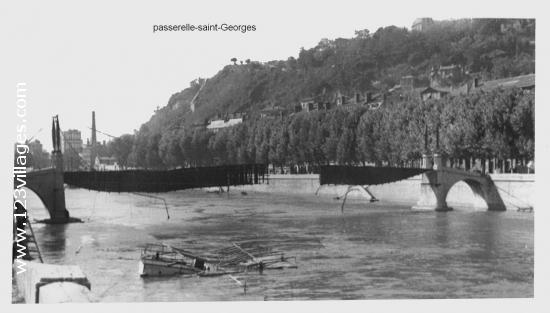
[143,18,533,130]
[112,18,535,169]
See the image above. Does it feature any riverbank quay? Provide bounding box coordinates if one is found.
[13,261,93,303]
[233,173,534,210]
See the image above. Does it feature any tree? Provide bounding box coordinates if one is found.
[145,133,164,169]
[231,57,237,65]
[158,130,183,168]
[110,134,134,169]
[268,119,289,170]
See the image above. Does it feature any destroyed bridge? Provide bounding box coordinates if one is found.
[17,116,506,223]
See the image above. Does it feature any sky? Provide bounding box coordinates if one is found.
[2,0,541,151]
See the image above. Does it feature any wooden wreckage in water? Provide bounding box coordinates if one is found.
[139,241,297,277]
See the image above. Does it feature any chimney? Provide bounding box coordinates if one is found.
[90,111,97,170]
[91,111,96,145]
[355,92,361,103]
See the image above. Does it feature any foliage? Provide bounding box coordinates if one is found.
[111,88,533,170]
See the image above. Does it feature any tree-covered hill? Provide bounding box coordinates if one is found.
[112,18,534,170]
[144,18,534,131]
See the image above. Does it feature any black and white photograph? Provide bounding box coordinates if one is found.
[2,0,547,311]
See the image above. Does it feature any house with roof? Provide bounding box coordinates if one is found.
[419,86,449,101]
[260,106,287,119]
[206,117,243,132]
[411,18,434,32]
[299,95,334,112]
[95,156,120,171]
[205,112,246,132]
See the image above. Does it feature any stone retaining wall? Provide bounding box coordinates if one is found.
[236,173,535,210]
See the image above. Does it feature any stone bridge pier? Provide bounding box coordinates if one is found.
[413,154,506,211]
[22,151,71,223]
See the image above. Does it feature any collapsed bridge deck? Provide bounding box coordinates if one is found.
[64,164,268,193]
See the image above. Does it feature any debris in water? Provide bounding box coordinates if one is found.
[138,241,297,278]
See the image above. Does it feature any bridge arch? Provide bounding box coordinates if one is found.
[444,178,491,210]
[413,168,506,211]
[22,186,55,219]
[17,168,71,223]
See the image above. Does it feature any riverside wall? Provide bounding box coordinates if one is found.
[13,261,92,303]
[237,173,535,210]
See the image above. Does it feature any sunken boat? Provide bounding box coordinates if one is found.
[139,241,297,277]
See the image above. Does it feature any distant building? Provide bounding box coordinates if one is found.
[436,64,462,80]
[335,91,347,106]
[62,129,83,154]
[420,86,449,101]
[260,106,286,119]
[411,18,434,32]
[298,91,382,113]
[95,156,119,171]
[27,140,50,169]
[62,129,83,171]
[206,115,244,132]
[300,97,316,112]
[389,73,535,103]
[299,95,334,112]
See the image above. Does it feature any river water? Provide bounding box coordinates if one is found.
[25,187,533,301]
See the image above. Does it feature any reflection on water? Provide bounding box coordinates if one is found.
[37,224,67,260]
[25,188,533,301]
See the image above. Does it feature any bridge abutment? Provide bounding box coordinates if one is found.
[22,148,77,223]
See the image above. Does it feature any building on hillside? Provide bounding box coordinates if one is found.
[260,106,286,119]
[299,96,333,112]
[298,90,384,113]
[334,91,375,107]
[419,86,449,101]
[434,64,463,80]
[390,72,535,103]
[299,97,316,112]
[411,18,434,32]
[335,91,347,106]
[206,115,244,132]
[62,129,83,171]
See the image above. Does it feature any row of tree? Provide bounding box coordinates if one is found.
[109,88,533,170]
